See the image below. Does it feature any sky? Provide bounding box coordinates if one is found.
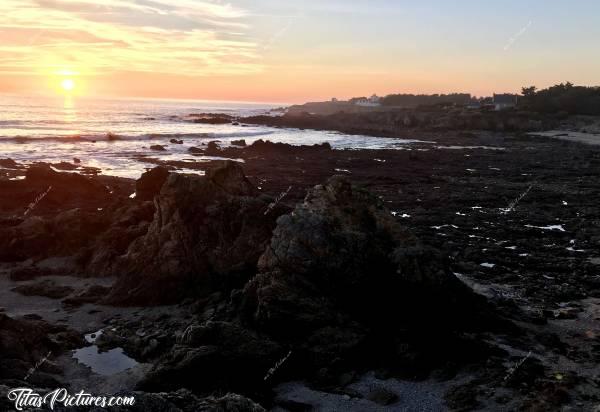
[0,0,598,103]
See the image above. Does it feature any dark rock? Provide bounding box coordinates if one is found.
[150,145,167,151]
[188,146,204,154]
[0,313,82,384]
[241,108,554,135]
[204,141,222,156]
[186,114,235,125]
[231,139,247,146]
[9,266,50,281]
[78,201,155,276]
[0,208,108,262]
[12,280,74,299]
[196,139,333,160]
[136,167,170,201]
[139,320,281,394]
[366,387,399,406]
[51,161,78,171]
[62,285,110,307]
[73,158,81,164]
[243,176,486,330]
[106,161,289,305]
[444,383,480,411]
[504,356,545,388]
[23,164,111,211]
[170,139,184,144]
[0,158,21,169]
[240,175,495,371]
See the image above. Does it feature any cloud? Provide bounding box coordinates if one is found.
[0,0,262,76]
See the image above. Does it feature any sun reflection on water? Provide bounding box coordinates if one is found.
[62,96,81,136]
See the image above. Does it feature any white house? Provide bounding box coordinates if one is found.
[355,94,381,107]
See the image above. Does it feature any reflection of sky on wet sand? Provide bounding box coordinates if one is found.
[73,346,138,376]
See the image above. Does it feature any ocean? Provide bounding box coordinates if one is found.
[0,94,420,178]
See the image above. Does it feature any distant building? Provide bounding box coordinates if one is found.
[493,94,518,111]
[466,101,482,110]
[355,94,381,107]
[331,97,339,102]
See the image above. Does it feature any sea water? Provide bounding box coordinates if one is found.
[0,94,425,178]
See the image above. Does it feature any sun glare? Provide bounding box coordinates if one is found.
[61,78,75,92]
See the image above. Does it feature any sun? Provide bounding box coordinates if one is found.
[61,78,75,92]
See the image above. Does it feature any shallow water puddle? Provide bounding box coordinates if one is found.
[431,224,459,230]
[391,211,411,218]
[74,329,137,376]
[73,346,138,376]
[525,224,566,232]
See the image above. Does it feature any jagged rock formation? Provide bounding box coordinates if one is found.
[235,175,496,376]
[0,314,82,388]
[106,161,289,304]
[243,109,553,135]
[138,175,499,398]
[0,165,115,262]
[135,166,170,201]
[242,175,486,332]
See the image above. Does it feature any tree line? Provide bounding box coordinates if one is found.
[519,82,600,115]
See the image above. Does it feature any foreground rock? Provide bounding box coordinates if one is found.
[106,161,290,304]
[135,174,502,401]
[0,163,112,217]
[0,163,132,263]
[135,167,170,201]
[238,176,499,376]
[0,314,82,388]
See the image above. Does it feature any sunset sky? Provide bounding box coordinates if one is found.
[0,0,598,103]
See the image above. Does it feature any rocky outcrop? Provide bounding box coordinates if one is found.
[242,109,556,136]
[0,314,82,388]
[106,161,290,305]
[231,139,247,147]
[198,139,332,159]
[12,280,74,299]
[238,175,494,372]
[0,208,108,262]
[0,158,22,169]
[138,320,282,395]
[135,167,170,201]
[204,141,223,156]
[134,175,499,397]
[185,113,236,125]
[0,163,111,217]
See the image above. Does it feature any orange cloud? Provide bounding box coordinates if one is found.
[0,0,261,80]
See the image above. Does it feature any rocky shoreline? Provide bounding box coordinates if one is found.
[1,126,600,410]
